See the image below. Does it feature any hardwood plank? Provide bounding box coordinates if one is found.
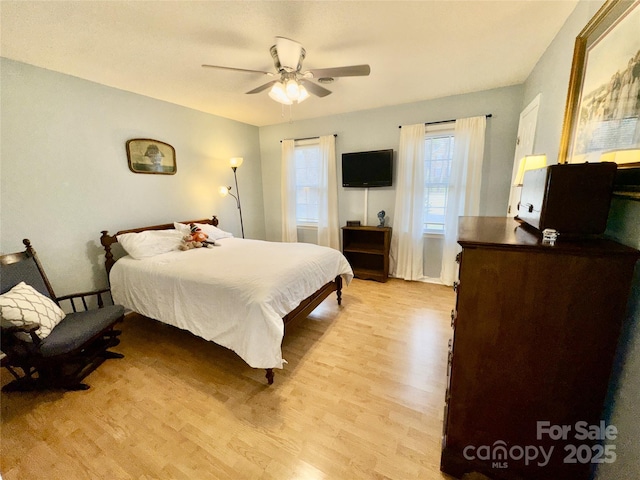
[1,278,457,480]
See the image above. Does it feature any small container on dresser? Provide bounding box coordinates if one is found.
[440,216,639,480]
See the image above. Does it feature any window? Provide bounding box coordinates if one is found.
[424,127,455,233]
[294,140,321,225]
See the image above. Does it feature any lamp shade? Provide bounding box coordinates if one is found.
[218,186,229,197]
[230,157,244,168]
[297,85,310,103]
[600,149,640,164]
[513,154,547,186]
[269,82,292,105]
[569,154,587,164]
[285,79,299,99]
[268,79,310,105]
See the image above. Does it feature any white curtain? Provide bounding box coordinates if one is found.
[390,123,425,281]
[317,135,340,250]
[440,115,486,285]
[281,139,298,242]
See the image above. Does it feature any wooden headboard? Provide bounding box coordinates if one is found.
[100,215,219,275]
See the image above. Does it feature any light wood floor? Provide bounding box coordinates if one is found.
[1,278,456,480]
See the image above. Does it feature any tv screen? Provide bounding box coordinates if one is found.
[342,149,393,187]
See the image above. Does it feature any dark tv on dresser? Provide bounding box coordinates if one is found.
[342,149,393,187]
[517,162,617,235]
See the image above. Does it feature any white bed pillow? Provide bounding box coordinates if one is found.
[117,229,183,259]
[173,222,191,235]
[197,223,234,240]
[0,282,66,339]
[173,222,233,241]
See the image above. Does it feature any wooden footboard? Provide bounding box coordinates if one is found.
[265,275,343,385]
[283,275,342,333]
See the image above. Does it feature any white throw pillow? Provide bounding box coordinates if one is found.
[173,222,233,241]
[117,229,183,259]
[173,222,191,234]
[0,282,66,339]
[197,223,233,240]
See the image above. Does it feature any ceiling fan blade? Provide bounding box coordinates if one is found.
[246,80,278,94]
[202,64,273,75]
[307,64,371,78]
[300,79,332,98]
[275,36,304,71]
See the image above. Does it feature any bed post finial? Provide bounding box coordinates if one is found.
[100,230,116,276]
[212,215,219,227]
[22,238,35,256]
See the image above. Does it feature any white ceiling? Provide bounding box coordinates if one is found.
[1,1,578,127]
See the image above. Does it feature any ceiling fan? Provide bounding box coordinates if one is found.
[202,37,370,105]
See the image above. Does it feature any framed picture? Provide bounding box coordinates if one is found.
[558,0,640,167]
[126,138,176,175]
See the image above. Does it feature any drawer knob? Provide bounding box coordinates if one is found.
[453,281,459,292]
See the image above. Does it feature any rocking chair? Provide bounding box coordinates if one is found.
[0,239,124,391]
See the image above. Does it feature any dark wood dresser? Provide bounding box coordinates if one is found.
[441,216,639,480]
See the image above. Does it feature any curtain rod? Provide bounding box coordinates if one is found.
[398,114,492,128]
[280,134,337,143]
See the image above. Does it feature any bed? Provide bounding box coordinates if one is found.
[100,216,353,384]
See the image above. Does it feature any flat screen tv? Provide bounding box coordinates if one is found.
[342,149,393,187]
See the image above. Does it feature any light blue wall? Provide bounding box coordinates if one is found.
[259,85,523,242]
[521,0,593,164]
[0,58,265,296]
[599,197,640,480]
[521,1,640,478]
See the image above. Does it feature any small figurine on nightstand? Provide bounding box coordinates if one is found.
[377,210,386,227]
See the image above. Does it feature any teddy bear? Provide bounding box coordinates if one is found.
[179,224,213,251]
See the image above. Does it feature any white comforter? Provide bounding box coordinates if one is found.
[110,238,353,369]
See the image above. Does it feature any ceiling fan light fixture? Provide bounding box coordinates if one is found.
[285,79,300,100]
[203,37,370,108]
[297,85,310,103]
[275,37,305,72]
[204,37,370,108]
[269,81,292,105]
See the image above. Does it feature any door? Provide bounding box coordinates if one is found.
[507,94,540,216]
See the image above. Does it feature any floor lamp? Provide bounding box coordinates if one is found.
[218,157,245,238]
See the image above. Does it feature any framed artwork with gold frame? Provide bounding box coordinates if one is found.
[558,0,639,166]
[126,138,177,175]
